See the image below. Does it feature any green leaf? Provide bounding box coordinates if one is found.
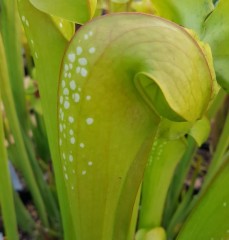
[139,138,186,228]
[0,0,28,129]
[58,13,215,240]
[131,0,157,14]
[18,0,75,238]
[0,36,18,240]
[29,0,97,24]
[176,161,229,240]
[202,0,229,92]
[157,119,193,140]
[150,0,214,35]
[188,116,210,146]
[0,23,49,228]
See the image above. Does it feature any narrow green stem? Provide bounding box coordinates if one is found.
[207,88,226,119]
[0,34,48,227]
[204,109,229,187]
[127,185,141,240]
[167,156,202,239]
[23,132,61,228]
[162,136,197,228]
[110,1,130,12]
[0,0,28,130]
[0,97,18,240]
[138,137,186,229]
[14,192,35,235]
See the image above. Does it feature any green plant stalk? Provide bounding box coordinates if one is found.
[138,137,186,229]
[23,132,61,228]
[207,88,226,119]
[0,76,18,240]
[14,192,35,234]
[110,1,130,12]
[32,111,51,162]
[162,136,197,228]
[167,155,202,239]
[0,34,48,227]
[127,185,141,240]
[204,109,229,187]
[176,160,229,240]
[0,0,28,130]
[17,0,76,238]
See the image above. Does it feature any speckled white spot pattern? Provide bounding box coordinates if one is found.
[70,137,76,144]
[76,46,83,55]
[86,118,94,125]
[80,68,88,77]
[72,93,80,103]
[80,143,85,148]
[58,28,99,191]
[64,64,69,71]
[86,95,91,101]
[76,66,81,74]
[89,47,96,54]
[64,101,70,109]
[68,53,76,62]
[63,88,69,95]
[70,80,76,90]
[78,58,88,66]
[68,116,74,123]
[69,155,73,162]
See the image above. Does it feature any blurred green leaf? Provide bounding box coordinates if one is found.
[202,0,229,92]
[18,0,76,237]
[176,161,229,240]
[0,0,28,129]
[150,0,214,35]
[189,116,210,146]
[29,0,97,23]
[139,138,186,228]
[0,34,20,240]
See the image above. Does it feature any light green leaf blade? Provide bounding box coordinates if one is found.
[0,0,28,129]
[150,0,214,35]
[176,161,229,240]
[29,0,97,24]
[0,34,19,240]
[139,138,186,228]
[58,14,215,240]
[202,0,229,92]
[189,116,210,146]
[18,0,75,238]
[51,16,75,41]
